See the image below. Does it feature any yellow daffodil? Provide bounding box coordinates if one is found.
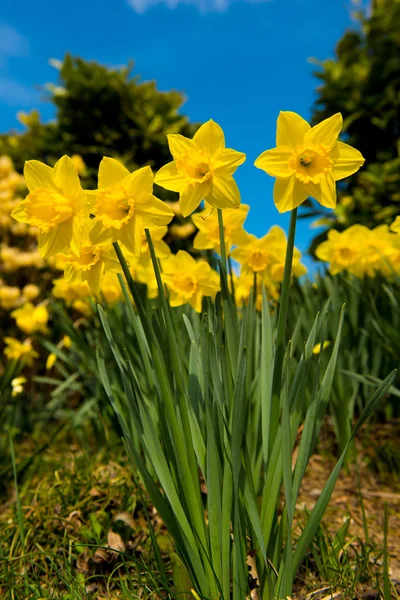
[155,120,246,217]
[234,270,279,311]
[315,226,368,276]
[162,250,220,312]
[11,302,49,334]
[11,376,27,397]
[89,158,174,255]
[255,112,365,212]
[231,226,305,279]
[52,278,92,305]
[136,225,171,259]
[11,156,88,257]
[64,221,120,294]
[192,204,249,254]
[4,337,39,365]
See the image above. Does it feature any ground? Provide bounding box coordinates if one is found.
[1,419,399,599]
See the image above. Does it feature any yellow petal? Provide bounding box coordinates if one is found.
[390,216,400,234]
[177,250,197,271]
[305,113,343,148]
[190,292,203,313]
[213,148,246,176]
[179,183,208,217]
[315,240,330,261]
[119,217,144,256]
[137,195,174,227]
[89,219,113,246]
[331,141,365,181]
[125,166,154,203]
[273,175,308,213]
[193,120,225,155]
[254,147,293,177]
[167,134,194,159]
[306,174,336,209]
[154,161,186,192]
[38,228,66,258]
[11,201,28,223]
[193,231,214,250]
[276,112,311,148]
[85,262,103,294]
[24,160,55,191]
[206,176,241,209]
[52,155,81,199]
[98,157,130,188]
[224,204,249,228]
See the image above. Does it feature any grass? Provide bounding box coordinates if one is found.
[1,421,399,600]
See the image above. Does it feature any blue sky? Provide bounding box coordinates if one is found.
[0,0,359,267]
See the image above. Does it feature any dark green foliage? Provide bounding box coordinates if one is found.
[306,0,400,254]
[0,55,197,190]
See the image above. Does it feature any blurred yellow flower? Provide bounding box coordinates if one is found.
[130,256,159,299]
[312,341,332,354]
[234,270,279,311]
[71,154,86,175]
[169,222,196,239]
[11,156,88,258]
[255,112,365,212]
[100,272,123,305]
[315,226,366,276]
[155,120,246,217]
[162,250,220,312]
[0,285,21,310]
[11,302,49,334]
[11,376,27,397]
[46,353,57,370]
[52,278,92,304]
[90,158,173,255]
[192,204,249,254]
[22,284,40,301]
[4,337,38,365]
[62,335,72,348]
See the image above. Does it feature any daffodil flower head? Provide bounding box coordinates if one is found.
[231,228,284,273]
[192,203,249,254]
[11,302,49,335]
[162,250,220,312]
[155,120,246,217]
[255,112,365,213]
[315,225,368,276]
[90,158,174,256]
[11,156,88,257]
[64,220,120,294]
[4,337,39,365]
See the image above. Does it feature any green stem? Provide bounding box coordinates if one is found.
[228,255,236,302]
[217,208,227,277]
[269,208,297,453]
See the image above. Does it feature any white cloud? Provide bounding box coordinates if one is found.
[0,22,28,68]
[0,23,35,107]
[127,0,269,14]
